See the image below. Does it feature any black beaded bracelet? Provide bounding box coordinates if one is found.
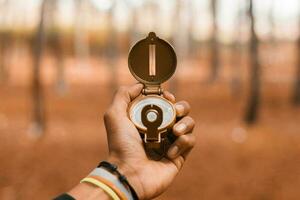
[98,161,139,200]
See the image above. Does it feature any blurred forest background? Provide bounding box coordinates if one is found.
[0,0,300,199]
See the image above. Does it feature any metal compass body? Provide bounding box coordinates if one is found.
[127,32,177,159]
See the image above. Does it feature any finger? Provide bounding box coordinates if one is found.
[175,101,190,118]
[167,133,196,159]
[181,148,193,160]
[171,148,193,171]
[173,116,195,136]
[112,84,143,112]
[163,90,175,103]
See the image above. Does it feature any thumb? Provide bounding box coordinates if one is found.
[111,84,143,114]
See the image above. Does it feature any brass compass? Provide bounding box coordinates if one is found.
[127,32,177,160]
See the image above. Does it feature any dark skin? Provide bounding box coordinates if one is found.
[69,84,196,200]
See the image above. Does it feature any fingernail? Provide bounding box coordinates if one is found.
[175,104,184,113]
[168,145,179,158]
[175,123,186,132]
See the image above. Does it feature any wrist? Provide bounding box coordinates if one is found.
[107,156,145,199]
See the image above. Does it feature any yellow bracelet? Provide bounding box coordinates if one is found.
[80,177,121,200]
[88,175,128,200]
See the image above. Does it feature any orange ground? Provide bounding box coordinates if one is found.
[1,79,300,200]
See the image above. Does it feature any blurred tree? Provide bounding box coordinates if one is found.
[46,0,67,95]
[129,5,139,45]
[209,0,220,82]
[0,0,8,82]
[106,0,119,94]
[53,32,66,95]
[30,0,47,134]
[292,27,300,105]
[172,0,190,58]
[0,32,7,82]
[230,1,244,98]
[53,36,66,95]
[244,0,261,124]
[169,0,182,95]
[268,0,275,43]
[74,0,90,68]
[50,0,67,94]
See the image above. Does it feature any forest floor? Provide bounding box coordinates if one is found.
[0,51,300,199]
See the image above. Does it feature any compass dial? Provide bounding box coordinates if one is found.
[129,96,176,131]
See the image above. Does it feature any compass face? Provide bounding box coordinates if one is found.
[129,96,175,131]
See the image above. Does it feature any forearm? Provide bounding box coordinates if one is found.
[68,182,111,200]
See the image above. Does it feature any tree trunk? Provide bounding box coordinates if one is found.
[231,41,242,98]
[268,1,275,43]
[129,7,139,45]
[46,0,66,94]
[0,34,6,82]
[31,0,47,134]
[74,0,90,68]
[106,1,118,94]
[0,1,8,82]
[292,36,300,105]
[209,0,219,82]
[244,0,261,124]
[230,1,243,97]
[54,35,66,95]
[169,0,183,95]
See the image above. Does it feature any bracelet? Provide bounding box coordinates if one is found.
[81,177,120,200]
[98,161,139,200]
[89,167,133,200]
[88,175,128,200]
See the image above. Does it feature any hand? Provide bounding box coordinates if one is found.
[104,84,196,200]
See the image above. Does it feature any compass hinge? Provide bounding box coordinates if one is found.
[142,85,162,95]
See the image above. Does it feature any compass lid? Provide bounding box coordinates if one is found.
[128,32,177,85]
